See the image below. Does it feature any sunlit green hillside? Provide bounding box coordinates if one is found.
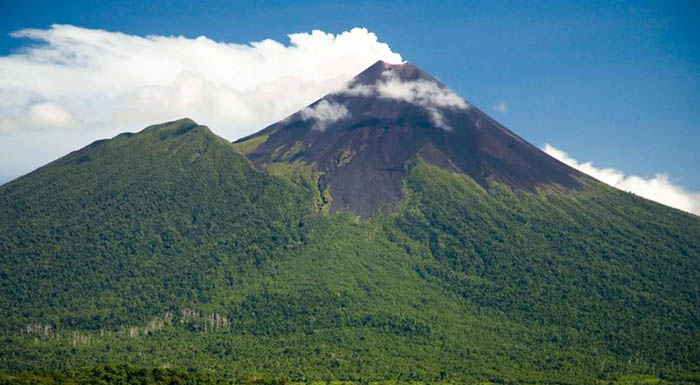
[1,119,698,384]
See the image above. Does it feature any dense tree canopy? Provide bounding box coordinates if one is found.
[1,119,698,384]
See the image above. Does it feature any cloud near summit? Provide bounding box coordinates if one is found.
[0,25,402,181]
[338,69,469,130]
[301,100,349,131]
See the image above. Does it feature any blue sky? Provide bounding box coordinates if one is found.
[1,0,698,195]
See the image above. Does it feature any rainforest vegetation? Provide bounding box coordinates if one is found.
[1,120,698,384]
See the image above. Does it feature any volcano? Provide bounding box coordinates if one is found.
[1,61,699,383]
[236,60,588,216]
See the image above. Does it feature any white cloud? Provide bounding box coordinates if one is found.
[0,24,402,182]
[300,99,349,131]
[543,144,700,215]
[339,83,375,97]
[492,101,508,113]
[375,72,468,109]
[0,102,77,133]
[376,72,468,130]
[338,69,469,130]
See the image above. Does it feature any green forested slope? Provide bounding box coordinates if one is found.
[1,119,699,384]
[0,119,310,329]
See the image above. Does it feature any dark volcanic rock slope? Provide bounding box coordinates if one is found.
[237,60,588,217]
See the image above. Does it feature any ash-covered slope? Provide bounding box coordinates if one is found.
[237,60,588,216]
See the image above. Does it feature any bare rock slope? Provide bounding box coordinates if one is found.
[237,60,588,217]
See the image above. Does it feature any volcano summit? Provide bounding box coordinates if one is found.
[237,61,588,216]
